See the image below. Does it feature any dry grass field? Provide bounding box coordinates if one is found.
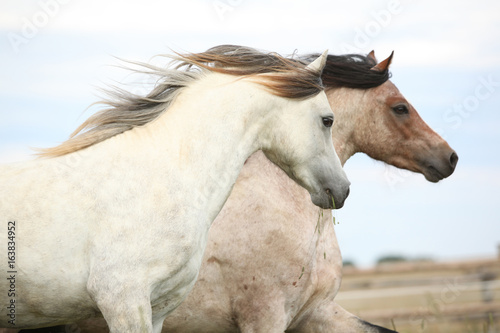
[336,257,500,333]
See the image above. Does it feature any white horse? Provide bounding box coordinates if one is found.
[0,47,350,332]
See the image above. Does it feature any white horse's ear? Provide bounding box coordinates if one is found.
[371,51,394,72]
[306,49,328,73]
[367,50,377,62]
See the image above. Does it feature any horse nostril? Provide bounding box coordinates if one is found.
[345,187,350,199]
[449,151,459,169]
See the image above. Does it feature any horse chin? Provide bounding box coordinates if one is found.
[423,165,445,183]
[420,151,458,183]
[310,192,334,209]
[310,191,347,210]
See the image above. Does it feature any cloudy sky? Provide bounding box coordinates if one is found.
[1,0,499,267]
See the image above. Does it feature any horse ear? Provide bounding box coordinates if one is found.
[306,49,328,73]
[371,51,394,72]
[367,50,377,62]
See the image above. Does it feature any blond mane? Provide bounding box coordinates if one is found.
[37,45,324,158]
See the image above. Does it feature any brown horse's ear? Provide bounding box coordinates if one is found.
[371,51,394,72]
[367,50,377,62]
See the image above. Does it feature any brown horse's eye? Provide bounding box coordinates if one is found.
[393,105,409,115]
[322,117,333,128]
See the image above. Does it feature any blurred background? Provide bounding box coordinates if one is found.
[1,0,499,331]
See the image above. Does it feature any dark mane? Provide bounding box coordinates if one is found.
[303,53,391,90]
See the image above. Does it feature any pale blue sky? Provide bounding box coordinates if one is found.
[1,0,499,267]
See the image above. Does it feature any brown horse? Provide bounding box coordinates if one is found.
[10,49,457,333]
[158,49,457,332]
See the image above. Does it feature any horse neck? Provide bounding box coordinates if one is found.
[133,74,277,222]
[327,87,370,165]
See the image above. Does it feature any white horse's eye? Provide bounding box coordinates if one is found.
[322,117,333,128]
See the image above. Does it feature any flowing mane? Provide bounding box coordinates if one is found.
[178,45,324,98]
[38,45,324,158]
[303,53,391,89]
[204,46,391,90]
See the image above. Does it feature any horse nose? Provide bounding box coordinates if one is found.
[325,186,350,209]
[449,151,459,170]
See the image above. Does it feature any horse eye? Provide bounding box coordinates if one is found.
[393,105,409,115]
[322,117,333,128]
